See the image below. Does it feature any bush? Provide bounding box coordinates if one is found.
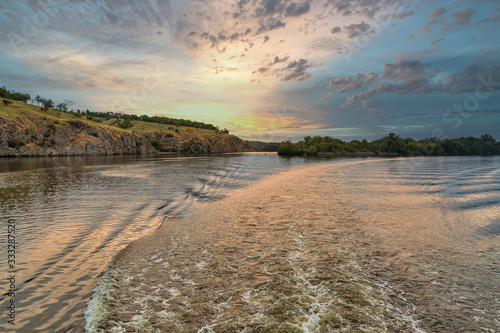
[8,138,25,148]
[149,140,161,150]
[47,123,56,131]
[2,99,12,106]
[306,145,318,155]
[118,119,133,129]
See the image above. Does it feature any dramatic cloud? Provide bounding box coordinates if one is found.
[328,59,500,108]
[1,0,499,140]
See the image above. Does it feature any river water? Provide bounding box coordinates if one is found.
[0,153,321,332]
[1,154,499,332]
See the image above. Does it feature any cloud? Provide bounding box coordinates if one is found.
[451,7,474,26]
[430,38,446,45]
[360,99,383,111]
[392,10,414,20]
[195,27,252,47]
[330,26,341,34]
[418,7,447,33]
[329,72,379,93]
[254,55,290,74]
[427,7,447,19]
[256,17,286,34]
[441,63,500,95]
[475,14,500,25]
[344,21,374,38]
[277,58,312,81]
[255,0,286,17]
[285,1,311,17]
[328,59,500,108]
[315,91,332,104]
[324,0,404,19]
[255,56,312,81]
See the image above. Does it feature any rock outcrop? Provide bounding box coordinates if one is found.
[0,108,254,157]
[0,117,156,157]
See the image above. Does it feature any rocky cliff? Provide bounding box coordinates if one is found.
[0,102,254,157]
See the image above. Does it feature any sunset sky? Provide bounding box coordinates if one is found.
[1,0,499,141]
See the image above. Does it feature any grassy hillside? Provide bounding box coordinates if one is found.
[0,100,254,156]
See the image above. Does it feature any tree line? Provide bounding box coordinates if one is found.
[0,85,229,133]
[246,141,281,152]
[278,133,500,156]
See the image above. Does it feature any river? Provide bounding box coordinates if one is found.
[1,155,499,332]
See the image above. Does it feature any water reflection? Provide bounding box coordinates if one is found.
[329,156,500,332]
[0,153,329,332]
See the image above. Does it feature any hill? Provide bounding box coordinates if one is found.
[0,100,254,157]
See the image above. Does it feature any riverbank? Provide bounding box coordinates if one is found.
[85,163,420,332]
[0,101,254,156]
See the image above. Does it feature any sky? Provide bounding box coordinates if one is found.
[0,0,499,142]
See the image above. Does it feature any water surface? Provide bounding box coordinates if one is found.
[0,153,323,332]
[90,156,499,332]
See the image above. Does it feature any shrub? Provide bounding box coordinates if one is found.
[8,138,25,148]
[149,140,161,150]
[2,99,12,106]
[47,123,56,130]
[118,119,133,129]
[306,145,318,155]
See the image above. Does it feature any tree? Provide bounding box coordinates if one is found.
[0,86,8,99]
[278,140,304,155]
[41,98,54,111]
[35,95,41,106]
[379,133,406,154]
[10,92,30,103]
[2,99,13,106]
[56,103,68,112]
[306,145,318,155]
